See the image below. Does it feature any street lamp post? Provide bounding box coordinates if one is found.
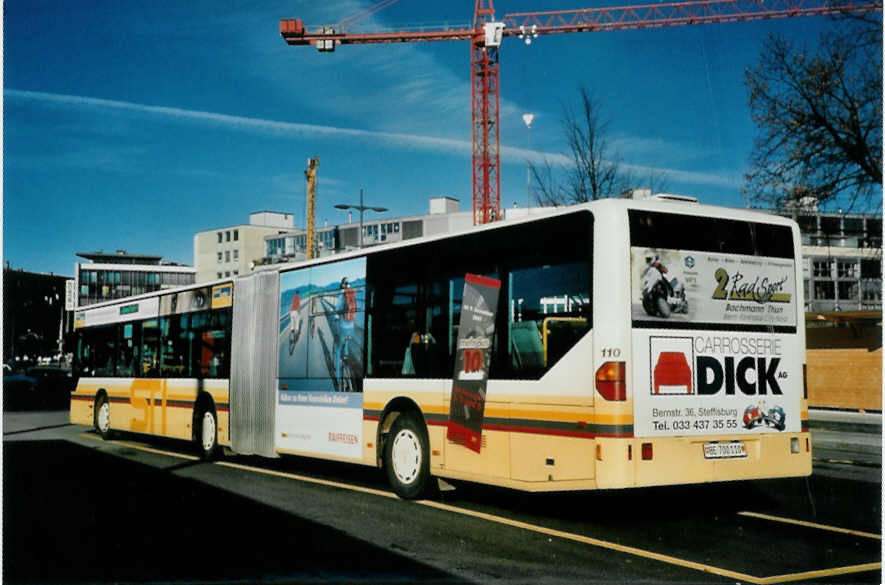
[522,113,534,213]
[334,189,388,249]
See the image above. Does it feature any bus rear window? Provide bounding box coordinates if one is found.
[628,209,798,332]
[629,210,794,259]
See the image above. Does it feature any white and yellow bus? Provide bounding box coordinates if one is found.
[71,197,811,498]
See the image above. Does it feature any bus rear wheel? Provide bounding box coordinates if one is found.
[384,413,434,500]
[94,394,112,440]
[195,406,219,461]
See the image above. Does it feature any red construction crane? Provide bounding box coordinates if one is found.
[280,0,880,225]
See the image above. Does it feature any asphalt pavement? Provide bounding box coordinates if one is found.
[3,408,881,584]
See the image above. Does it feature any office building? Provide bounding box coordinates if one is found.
[777,210,882,312]
[193,211,295,282]
[74,250,195,307]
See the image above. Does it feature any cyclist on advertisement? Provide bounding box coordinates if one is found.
[290,292,302,338]
[334,277,358,389]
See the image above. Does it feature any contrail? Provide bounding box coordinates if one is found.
[6,89,738,188]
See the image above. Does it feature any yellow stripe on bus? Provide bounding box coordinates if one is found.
[363,401,632,426]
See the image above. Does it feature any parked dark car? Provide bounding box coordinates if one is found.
[3,365,75,411]
[3,367,39,410]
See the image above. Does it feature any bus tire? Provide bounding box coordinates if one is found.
[384,413,434,500]
[94,394,113,440]
[195,406,219,461]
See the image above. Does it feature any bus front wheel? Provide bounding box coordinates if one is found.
[384,413,433,500]
[94,394,112,440]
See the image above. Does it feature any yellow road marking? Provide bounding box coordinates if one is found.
[739,511,881,540]
[416,499,764,583]
[78,433,881,583]
[757,563,883,584]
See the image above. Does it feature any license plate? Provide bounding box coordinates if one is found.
[703,441,747,459]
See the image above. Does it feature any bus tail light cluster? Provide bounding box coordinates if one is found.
[596,361,626,401]
[641,442,653,460]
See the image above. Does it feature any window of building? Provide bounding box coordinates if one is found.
[861,259,882,278]
[217,272,223,279]
[233,270,239,276]
[813,260,831,278]
[837,261,858,279]
[217,232,223,244]
[233,249,239,260]
[217,252,222,264]
[820,216,841,235]
[838,281,858,301]
[225,250,230,263]
[226,230,231,242]
[814,281,835,300]
[233,229,239,241]
[843,217,864,234]
[225,271,230,277]
[797,215,817,234]
[862,281,882,301]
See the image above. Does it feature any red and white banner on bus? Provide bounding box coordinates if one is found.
[447,273,501,453]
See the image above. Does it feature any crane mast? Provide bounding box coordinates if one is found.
[280,0,881,224]
[305,156,319,260]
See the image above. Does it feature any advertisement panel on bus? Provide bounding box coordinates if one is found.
[630,246,801,439]
[276,258,366,459]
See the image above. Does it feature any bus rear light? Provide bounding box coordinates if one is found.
[806,438,810,452]
[641,442,653,460]
[790,437,800,454]
[596,361,626,401]
[596,444,602,461]
[627,445,632,460]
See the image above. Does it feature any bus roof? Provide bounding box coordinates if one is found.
[265,198,798,275]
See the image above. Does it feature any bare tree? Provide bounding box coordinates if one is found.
[529,86,626,205]
[743,13,882,211]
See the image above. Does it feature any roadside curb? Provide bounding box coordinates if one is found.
[808,409,882,434]
[813,457,881,469]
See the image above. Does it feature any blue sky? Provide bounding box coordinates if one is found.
[3,0,846,276]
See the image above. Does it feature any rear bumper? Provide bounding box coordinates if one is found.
[596,432,812,489]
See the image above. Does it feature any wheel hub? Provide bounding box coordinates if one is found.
[391,429,421,484]
[202,412,216,451]
[97,402,110,433]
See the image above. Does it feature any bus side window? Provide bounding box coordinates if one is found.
[91,325,117,377]
[117,322,141,377]
[141,320,161,377]
[76,332,93,376]
[190,308,230,378]
[508,261,591,378]
[160,315,189,378]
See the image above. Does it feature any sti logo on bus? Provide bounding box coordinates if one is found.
[651,336,784,396]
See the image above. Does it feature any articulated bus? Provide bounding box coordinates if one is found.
[70,198,811,498]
